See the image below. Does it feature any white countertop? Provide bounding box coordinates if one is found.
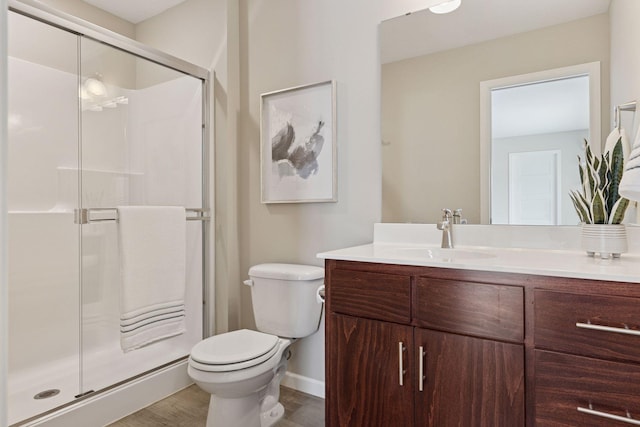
[317,224,640,283]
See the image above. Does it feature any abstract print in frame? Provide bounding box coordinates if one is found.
[260,80,336,203]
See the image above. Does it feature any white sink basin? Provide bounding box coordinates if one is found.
[389,247,496,261]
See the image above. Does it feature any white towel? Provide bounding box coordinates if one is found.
[603,127,631,160]
[619,126,640,201]
[117,206,187,352]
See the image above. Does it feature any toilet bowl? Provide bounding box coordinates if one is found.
[188,264,324,427]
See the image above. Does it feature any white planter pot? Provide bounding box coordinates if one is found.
[581,224,627,259]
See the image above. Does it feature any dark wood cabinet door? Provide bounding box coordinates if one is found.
[414,329,525,427]
[327,314,414,427]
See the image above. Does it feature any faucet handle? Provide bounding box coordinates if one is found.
[442,208,452,220]
[453,209,462,224]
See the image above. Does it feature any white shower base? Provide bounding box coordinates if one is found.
[20,361,190,427]
[8,344,191,426]
[9,356,80,425]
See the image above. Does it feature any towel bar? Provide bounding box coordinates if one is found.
[74,207,210,224]
[615,101,637,130]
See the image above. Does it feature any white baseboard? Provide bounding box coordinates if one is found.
[281,372,325,399]
[24,361,192,427]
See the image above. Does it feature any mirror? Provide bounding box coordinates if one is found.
[381,0,615,224]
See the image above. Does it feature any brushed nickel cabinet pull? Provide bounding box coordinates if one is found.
[576,322,640,337]
[418,345,426,392]
[398,342,406,386]
[578,406,640,425]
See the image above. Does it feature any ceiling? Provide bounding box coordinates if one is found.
[381,0,612,64]
[81,0,187,24]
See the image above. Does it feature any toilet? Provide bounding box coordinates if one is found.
[187,263,325,427]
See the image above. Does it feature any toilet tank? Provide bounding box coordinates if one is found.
[246,263,324,338]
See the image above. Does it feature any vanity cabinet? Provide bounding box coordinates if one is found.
[325,262,525,427]
[324,259,640,427]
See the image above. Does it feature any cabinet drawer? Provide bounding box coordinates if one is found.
[535,350,640,426]
[535,290,640,363]
[330,269,411,324]
[414,278,524,343]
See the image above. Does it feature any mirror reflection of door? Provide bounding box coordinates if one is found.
[490,74,588,225]
[508,150,560,225]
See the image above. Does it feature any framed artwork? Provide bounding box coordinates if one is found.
[260,80,337,203]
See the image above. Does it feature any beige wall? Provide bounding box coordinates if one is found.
[610,0,640,112]
[610,0,640,222]
[382,13,610,224]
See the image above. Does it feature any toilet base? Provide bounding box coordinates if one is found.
[260,402,284,427]
[205,395,285,427]
[206,394,261,427]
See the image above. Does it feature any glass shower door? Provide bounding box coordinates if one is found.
[7,8,207,424]
[7,11,81,424]
[79,37,204,394]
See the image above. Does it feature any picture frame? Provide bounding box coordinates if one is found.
[260,80,337,203]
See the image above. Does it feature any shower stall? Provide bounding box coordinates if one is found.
[7,2,210,425]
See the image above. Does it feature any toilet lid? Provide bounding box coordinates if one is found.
[191,329,279,366]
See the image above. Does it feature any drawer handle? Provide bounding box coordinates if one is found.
[398,342,406,386]
[418,345,426,392]
[578,406,640,425]
[576,322,640,337]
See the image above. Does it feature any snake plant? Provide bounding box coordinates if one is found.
[569,138,629,224]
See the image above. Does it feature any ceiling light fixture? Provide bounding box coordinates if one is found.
[429,0,461,14]
[83,76,107,97]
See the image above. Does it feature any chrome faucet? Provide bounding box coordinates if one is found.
[437,209,454,249]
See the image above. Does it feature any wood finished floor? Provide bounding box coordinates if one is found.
[107,385,325,427]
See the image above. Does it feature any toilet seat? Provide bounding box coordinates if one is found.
[190,329,280,373]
